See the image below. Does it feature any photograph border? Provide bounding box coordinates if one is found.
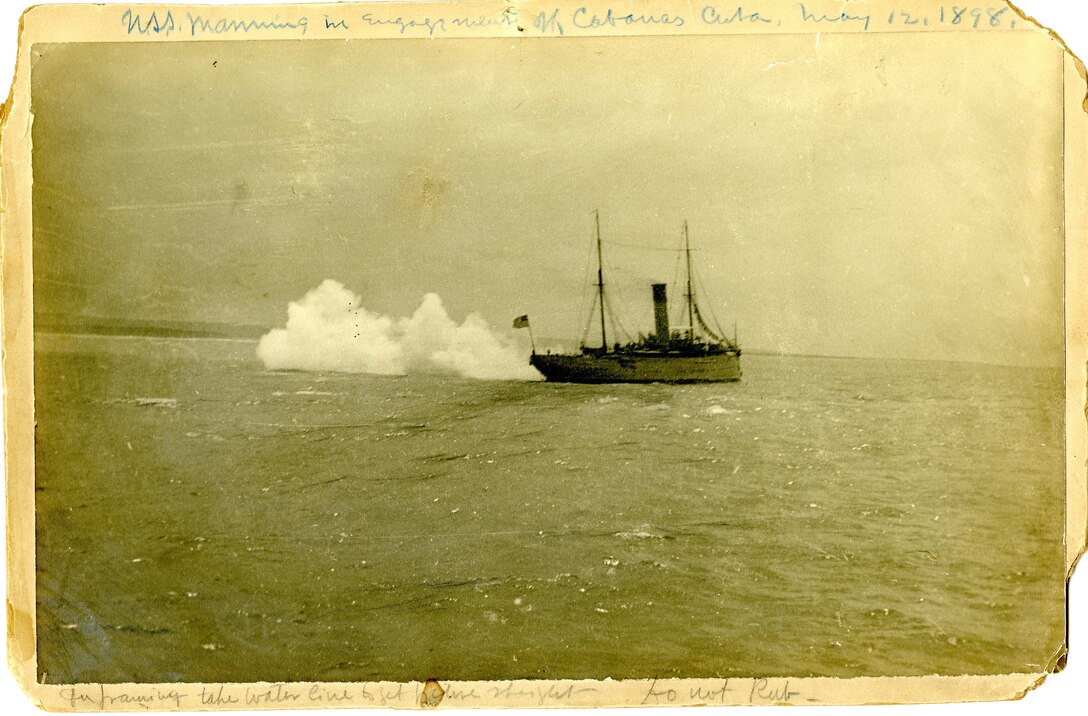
[2,0,1086,709]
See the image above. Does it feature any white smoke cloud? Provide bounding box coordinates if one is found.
[257,280,541,380]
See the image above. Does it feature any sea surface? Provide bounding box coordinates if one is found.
[34,334,1066,684]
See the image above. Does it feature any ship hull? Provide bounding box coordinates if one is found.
[530,352,741,384]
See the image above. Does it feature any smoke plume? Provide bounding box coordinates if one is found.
[257,280,541,380]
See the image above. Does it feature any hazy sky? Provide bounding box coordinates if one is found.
[31,32,1064,365]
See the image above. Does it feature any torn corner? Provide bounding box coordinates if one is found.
[1005,0,1088,111]
[0,4,29,134]
[1010,672,1049,701]
[1009,640,1072,701]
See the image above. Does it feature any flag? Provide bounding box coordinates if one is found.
[512,315,530,329]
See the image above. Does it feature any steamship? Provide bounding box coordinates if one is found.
[520,212,742,384]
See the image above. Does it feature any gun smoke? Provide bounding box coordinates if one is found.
[257,280,541,380]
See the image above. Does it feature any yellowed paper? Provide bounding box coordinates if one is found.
[2,0,1085,709]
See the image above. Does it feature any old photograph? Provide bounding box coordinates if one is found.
[2,0,1086,708]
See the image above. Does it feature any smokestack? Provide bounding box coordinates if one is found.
[652,283,669,345]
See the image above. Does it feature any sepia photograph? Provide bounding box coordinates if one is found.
[2,0,1086,709]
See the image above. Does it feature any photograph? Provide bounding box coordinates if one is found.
[2,0,1085,709]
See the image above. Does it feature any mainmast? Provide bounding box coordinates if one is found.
[684,220,695,341]
[595,210,608,352]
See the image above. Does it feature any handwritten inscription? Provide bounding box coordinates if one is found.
[535,9,565,35]
[359,13,450,36]
[244,683,303,706]
[122,4,1025,38]
[799,2,872,30]
[572,7,686,29]
[121,10,308,36]
[121,9,175,36]
[358,9,524,35]
[52,680,598,710]
[61,685,186,710]
[642,678,800,705]
[357,683,415,705]
[750,678,801,703]
[690,680,737,703]
[878,5,1015,27]
[702,6,774,25]
[187,14,309,37]
[45,677,811,710]
[61,683,361,711]
[199,685,239,706]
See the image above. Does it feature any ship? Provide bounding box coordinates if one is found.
[517,212,742,384]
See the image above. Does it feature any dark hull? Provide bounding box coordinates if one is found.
[530,352,741,384]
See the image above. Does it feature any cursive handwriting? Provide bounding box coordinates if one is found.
[701,5,774,25]
[121,9,176,36]
[199,685,239,706]
[186,13,308,36]
[122,4,1026,38]
[572,7,685,29]
[51,678,809,710]
[359,11,520,36]
[642,678,679,704]
[60,685,186,710]
[690,679,736,702]
[750,678,801,703]
[799,2,872,30]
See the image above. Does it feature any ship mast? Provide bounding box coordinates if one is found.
[684,220,695,341]
[595,210,608,352]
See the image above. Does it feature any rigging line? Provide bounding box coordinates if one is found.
[606,305,621,346]
[670,225,688,328]
[581,293,599,346]
[692,268,725,340]
[612,295,633,343]
[599,239,684,253]
[597,264,654,276]
[576,212,603,343]
[693,300,735,349]
[669,256,684,328]
[694,262,731,338]
[576,222,598,340]
[604,291,633,343]
[692,271,737,350]
[600,244,635,326]
[693,303,727,344]
[595,256,633,344]
[612,285,647,340]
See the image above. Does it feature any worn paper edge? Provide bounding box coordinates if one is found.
[1,0,1085,709]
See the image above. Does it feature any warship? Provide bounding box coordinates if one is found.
[516,212,742,384]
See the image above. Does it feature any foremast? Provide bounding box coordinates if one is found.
[682,220,741,354]
[595,209,608,353]
[684,220,695,342]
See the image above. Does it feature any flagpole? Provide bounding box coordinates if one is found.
[514,315,536,354]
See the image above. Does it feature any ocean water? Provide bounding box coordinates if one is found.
[34,335,1066,684]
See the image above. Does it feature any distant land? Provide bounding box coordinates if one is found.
[34,314,270,340]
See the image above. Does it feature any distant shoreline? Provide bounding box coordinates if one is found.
[33,316,269,341]
[35,331,261,343]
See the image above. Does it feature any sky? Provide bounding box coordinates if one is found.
[30,31,1065,365]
